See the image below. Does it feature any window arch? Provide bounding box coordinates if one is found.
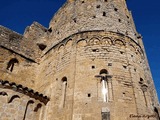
[60,77,67,108]
[96,69,113,102]
[6,58,19,72]
[62,77,67,83]
[89,37,100,45]
[8,95,20,103]
[100,69,108,75]
[23,100,34,120]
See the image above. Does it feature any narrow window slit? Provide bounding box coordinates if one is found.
[103,12,106,16]
[92,66,95,69]
[88,93,91,97]
[60,77,67,108]
[114,8,118,11]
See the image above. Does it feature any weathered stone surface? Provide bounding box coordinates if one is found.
[0,0,159,120]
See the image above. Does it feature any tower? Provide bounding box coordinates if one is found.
[0,0,159,120]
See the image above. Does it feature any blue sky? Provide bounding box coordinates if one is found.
[0,0,159,101]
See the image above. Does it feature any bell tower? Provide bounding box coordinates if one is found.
[42,0,159,119]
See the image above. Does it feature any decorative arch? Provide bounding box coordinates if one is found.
[102,37,112,45]
[129,44,136,52]
[8,95,20,103]
[65,39,72,48]
[77,39,87,47]
[58,44,65,58]
[89,37,100,45]
[114,39,125,47]
[58,44,65,51]
[136,48,143,57]
[23,100,34,120]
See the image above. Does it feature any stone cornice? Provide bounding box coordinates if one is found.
[0,79,49,105]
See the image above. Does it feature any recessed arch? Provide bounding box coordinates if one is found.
[65,39,72,48]
[136,48,143,56]
[58,44,65,51]
[129,44,136,52]
[100,69,108,75]
[8,95,20,103]
[77,39,87,47]
[102,37,112,45]
[23,100,34,120]
[89,37,100,45]
[58,44,65,56]
[114,39,125,47]
[62,76,67,82]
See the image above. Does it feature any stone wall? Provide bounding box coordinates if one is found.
[0,80,49,120]
[0,46,37,88]
[0,0,159,119]
[35,31,158,120]
[43,0,141,54]
[0,23,49,62]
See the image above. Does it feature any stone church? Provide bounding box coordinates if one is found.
[0,0,159,120]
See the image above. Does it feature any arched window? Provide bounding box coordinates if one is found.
[139,78,148,107]
[96,69,112,102]
[23,100,34,120]
[8,95,20,103]
[100,70,108,102]
[6,58,19,72]
[60,77,67,108]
